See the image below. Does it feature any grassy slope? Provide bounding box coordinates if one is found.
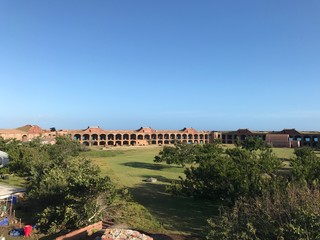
[83,146,219,236]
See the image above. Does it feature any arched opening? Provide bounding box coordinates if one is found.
[83,134,89,141]
[194,140,198,144]
[199,134,204,139]
[194,134,198,139]
[100,134,106,140]
[188,134,193,139]
[92,141,98,146]
[123,134,129,140]
[108,141,114,146]
[123,141,129,145]
[152,140,157,144]
[99,141,106,146]
[130,141,136,145]
[138,134,143,140]
[145,134,150,140]
[116,134,122,140]
[130,134,136,140]
[83,141,89,146]
[158,134,163,140]
[116,141,121,146]
[177,134,181,140]
[170,140,175,144]
[170,134,175,140]
[22,135,28,142]
[164,140,169,144]
[91,134,98,141]
[151,134,157,139]
[108,134,114,140]
[164,134,169,139]
[240,135,246,141]
[205,134,209,140]
[182,134,187,140]
[188,140,193,144]
[74,134,81,141]
[158,140,163,145]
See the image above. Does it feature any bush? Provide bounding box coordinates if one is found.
[207,184,320,240]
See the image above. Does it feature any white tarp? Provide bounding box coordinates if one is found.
[0,151,9,168]
[0,184,25,200]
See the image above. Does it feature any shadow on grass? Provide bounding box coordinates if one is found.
[128,182,220,238]
[122,162,178,171]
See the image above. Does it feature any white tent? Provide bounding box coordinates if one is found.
[0,151,9,168]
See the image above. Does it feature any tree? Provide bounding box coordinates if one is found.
[27,157,116,233]
[207,184,320,240]
[291,147,320,187]
[154,141,224,166]
[163,144,281,202]
[154,142,199,166]
[1,136,116,233]
[236,136,269,152]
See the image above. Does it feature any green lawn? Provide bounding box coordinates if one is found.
[83,145,303,236]
[0,174,26,188]
[83,146,219,237]
[0,145,307,238]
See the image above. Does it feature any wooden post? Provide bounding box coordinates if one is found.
[9,195,13,217]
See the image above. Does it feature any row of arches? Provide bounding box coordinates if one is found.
[72,132,210,147]
[73,133,209,142]
[81,139,209,146]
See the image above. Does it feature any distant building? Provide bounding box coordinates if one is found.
[0,125,319,148]
[216,128,318,148]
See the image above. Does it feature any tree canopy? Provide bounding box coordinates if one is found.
[0,136,117,233]
[156,142,281,202]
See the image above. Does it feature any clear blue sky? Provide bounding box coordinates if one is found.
[1,0,319,131]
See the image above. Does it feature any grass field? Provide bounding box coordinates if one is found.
[0,145,309,239]
[83,146,219,237]
[83,145,302,236]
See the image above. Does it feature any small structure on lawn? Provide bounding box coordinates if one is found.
[0,151,9,168]
[145,177,157,183]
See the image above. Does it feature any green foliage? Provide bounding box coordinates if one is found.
[0,137,49,176]
[154,142,199,166]
[168,145,281,202]
[27,157,116,233]
[207,184,320,240]
[45,136,86,161]
[291,147,320,187]
[1,136,116,233]
[154,142,224,166]
[236,136,269,152]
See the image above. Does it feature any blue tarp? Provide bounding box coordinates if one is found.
[0,217,8,226]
